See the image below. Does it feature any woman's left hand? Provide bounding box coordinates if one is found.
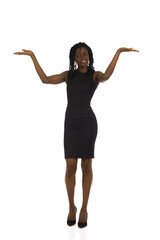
[119,47,139,53]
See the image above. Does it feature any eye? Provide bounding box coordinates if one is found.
[84,52,88,56]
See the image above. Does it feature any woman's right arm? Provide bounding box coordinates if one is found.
[46,71,68,84]
[31,53,68,84]
[13,49,68,84]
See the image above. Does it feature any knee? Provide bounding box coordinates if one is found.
[66,164,77,177]
[66,158,77,177]
[81,158,92,174]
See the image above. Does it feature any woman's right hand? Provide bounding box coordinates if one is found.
[13,49,34,57]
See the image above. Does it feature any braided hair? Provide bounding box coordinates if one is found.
[68,42,95,79]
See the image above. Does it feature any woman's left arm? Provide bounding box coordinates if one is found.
[97,47,139,83]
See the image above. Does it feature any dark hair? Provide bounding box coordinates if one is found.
[68,42,95,79]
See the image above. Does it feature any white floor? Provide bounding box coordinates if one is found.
[1,157,160,240]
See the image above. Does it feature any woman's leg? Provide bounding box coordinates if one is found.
[79,158,93,222]
[65,158,78,220]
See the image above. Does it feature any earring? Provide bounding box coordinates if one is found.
[88,60,90,66]
[74,61,77,69]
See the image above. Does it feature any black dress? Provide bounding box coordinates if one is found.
[64,69,98,159]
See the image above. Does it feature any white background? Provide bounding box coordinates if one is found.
[0,0,160,239]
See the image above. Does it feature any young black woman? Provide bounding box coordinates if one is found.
[13,42,139,228]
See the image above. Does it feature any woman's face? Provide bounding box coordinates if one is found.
[74,47,89,68]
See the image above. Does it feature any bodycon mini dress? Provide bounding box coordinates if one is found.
[64,69,98,159]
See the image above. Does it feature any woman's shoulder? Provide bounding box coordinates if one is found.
[62,71,69,83]
[93,71,102,87]
[64,70,101,86]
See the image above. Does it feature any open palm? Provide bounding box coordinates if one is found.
[119,47,139,52]
[13,49,33,56]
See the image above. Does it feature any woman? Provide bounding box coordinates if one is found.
[13,42,139,228]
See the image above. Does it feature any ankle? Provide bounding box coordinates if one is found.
[80,207,87,212]
[69,205,76,211]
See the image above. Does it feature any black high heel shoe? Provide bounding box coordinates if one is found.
[78,212,88,228]
[67,219,76,226]
[67,207,77,226]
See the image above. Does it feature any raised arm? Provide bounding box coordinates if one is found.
[13,49,68,84]
[96,47,139,83]
[31,52,68,84]
[46,71,68,84]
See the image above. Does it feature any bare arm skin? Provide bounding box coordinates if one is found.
[13,49,68,84]
[30,53,48,83]
[46,71,68,84]
[96,47,139,83]
[31,51,68,83]
[31,52,68,84]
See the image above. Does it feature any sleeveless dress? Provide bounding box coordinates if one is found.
[64,69,98,159]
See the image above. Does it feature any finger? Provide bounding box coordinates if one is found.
[13,52,25,55]
[129,48,139,52]
[22,49,30,52]
[132,49,139,52]
[13,52,22,54]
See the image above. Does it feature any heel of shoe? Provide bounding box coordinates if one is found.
[67,206,77,226]
[78,212,88,228]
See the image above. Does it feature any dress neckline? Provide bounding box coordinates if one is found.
[76,69,88,74]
